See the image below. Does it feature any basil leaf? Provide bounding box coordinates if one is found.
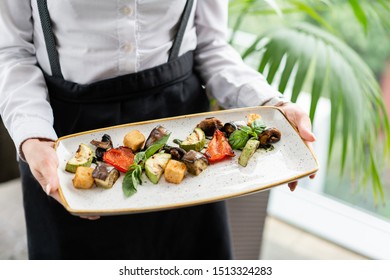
[145,132,171,159]
[131,169,139,187]
[251,119,266,135]
[239,125,252,134]
[134,151,146,168]
[123,164,143,197]
[228,130,250,150]
[134,165,143,184]
[123,169,138,197]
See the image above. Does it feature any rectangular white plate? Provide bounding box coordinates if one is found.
[55,106,318,216]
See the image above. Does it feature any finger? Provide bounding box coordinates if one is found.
[309,173,316,179]
[80,216,101,220]
[296,115,316,142]
[288,181,298,191]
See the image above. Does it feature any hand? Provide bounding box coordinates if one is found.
[22,138,100,220]
[277,102,317,191]
[22,138,62,200]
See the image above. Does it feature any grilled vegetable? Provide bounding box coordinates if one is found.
[196,117,224,137]
[122,129,171,197]
[145,153,172,184]
[92,163,120,189]
[238,139,260,167]
[90,134,113,161]
[103,146,134,173]
[221,122,238,137]
[92,163,109,180]
[204,129,235,162]
[258,128,282,147]
[144,125,170,150]
[179,128,206,152]
[182,150,209,176]
[164,146,187,161]
[65,143,94,173]
[90,134,113,150]
[95,171,120,189]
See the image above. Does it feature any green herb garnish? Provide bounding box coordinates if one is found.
[228,119,266,150]
[228,130,249,150]
[122,130,171,197]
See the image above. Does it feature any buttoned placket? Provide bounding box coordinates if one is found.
[118,0,137,74]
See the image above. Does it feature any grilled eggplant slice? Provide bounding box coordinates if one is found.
[92,163,120,189]
[182,150,209,176]
[144,125,170,150]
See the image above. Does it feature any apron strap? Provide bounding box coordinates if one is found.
[36,0,64,79]
[168,0,194,61]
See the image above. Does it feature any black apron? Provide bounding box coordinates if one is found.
[19,0,233,260]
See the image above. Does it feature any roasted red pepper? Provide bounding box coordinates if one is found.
[204,129,235,162]
[103,146,135,173]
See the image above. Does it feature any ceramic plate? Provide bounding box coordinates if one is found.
[55,106,318,216]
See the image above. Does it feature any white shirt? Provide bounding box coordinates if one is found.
[0,0,284,153]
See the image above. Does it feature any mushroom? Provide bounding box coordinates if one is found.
[196,117,223,137]
[163,146,187,161]
[92,163,110,180]
[258,128,282,147]
[221,122,238,137]
[90,134,113,150]
[90,134,113,161]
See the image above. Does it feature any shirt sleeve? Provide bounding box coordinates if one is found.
[0,0,58,156]
[194,0,287,109]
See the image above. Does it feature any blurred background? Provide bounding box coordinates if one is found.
[227,0,390,259]
[1,0,390,259]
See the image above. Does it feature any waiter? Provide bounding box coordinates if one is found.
[0,0,316,259]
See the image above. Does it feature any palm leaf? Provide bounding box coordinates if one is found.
[347,0,368,34]
[239,22,389,201]
[326,0,390,34]
[289,0,335,33]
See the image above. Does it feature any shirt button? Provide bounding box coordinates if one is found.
[122,43,133,53]
[121,6,133,16]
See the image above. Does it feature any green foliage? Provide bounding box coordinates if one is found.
[229,0,390,202]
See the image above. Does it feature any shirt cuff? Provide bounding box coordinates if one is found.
[261,96,290,107]
[235,78,289,108]
[11,118,57,161]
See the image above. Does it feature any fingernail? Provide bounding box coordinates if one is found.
[45,184,51,195]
